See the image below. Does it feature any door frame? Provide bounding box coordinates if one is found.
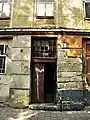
[83,39,90,91]
[31,59,57,103]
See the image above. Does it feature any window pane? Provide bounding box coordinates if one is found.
[0,56,5,73]
[85,2,90,18]
[85,0,90,2]
[37,3,45,16]
[46,3,53,16]
[0,3,2,11]
[3,2,10,17]
[0,45,4,55]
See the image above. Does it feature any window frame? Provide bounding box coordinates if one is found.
[84,0,90,20]
[36,0,54,19]
[31,37,56,59]
[0,44,7,74]
[0,0,10,19]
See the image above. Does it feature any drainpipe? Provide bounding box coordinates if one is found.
[59,97,62,112]
[56,0,59,28]
[10,0,14,27]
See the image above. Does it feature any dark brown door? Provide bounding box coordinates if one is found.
[83,40,90,90]
[31,63,44,103]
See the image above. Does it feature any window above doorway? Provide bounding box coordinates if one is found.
[32,37,56,59]
[85,0,90,19]
[0,0,10,19]
[36,0,54,19]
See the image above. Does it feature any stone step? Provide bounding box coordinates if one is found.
[29,103,57,111]
[29,101,84,111]
[61,101,84,111]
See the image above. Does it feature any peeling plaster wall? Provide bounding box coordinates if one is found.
[2,0,90,107]
[11,0,90,29]
[11,0,57,28]
[0,40,12,102]
[9,35,31,107]
[57,35,83,102]
[0,36,31,108]
[0,20,10,27]
[58,0,83,28]
[11,0,33,27]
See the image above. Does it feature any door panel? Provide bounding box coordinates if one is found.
[86,57,90,73]
[83,41,90,90]
[44,63,56,103]
[32,63,44,103]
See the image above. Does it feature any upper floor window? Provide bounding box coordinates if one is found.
[85,0,90,19]
[0,0,10,19]
[36,0,54,18]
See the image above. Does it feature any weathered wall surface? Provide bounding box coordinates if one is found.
[0,40,12,102]
[11,0,90,29]
[9,35,31,107]
[11,0,33,27]
[57,35,83,102]
[0,20,10,27]
[58,0,83,28]
[11,0,56,28]
[0,36,31,108]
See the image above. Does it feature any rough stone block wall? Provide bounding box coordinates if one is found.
[57,35,83,102]
[0,36,31,107]
[9,35,31,107]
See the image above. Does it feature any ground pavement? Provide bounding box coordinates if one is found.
[0,104,90,120]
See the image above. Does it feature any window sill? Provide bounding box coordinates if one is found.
[36,16,54,19]
[84,18,90,20]
[0,73,6,75]
[0,17,10,20]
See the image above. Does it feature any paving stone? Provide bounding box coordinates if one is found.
[51,117,57,120]
[57,115,64,120]
[38,112,45,120]
[51,112,57,118]
[32,116,38,120]
[45,111,50,117]
[45,117,50,120]
[0,105,90,120]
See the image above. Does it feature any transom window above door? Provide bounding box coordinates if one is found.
[32,37,56,58]
[36,0,54,18]
[0,0,10,19]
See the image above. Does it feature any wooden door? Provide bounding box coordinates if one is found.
[31,63,44,103]
[83,40,90,90]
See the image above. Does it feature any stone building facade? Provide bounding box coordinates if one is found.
[0,0,90,109]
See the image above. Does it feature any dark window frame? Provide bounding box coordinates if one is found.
[84,0,90,19]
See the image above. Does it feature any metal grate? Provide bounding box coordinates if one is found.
[0,44,6,74]
[32,38,56,58]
